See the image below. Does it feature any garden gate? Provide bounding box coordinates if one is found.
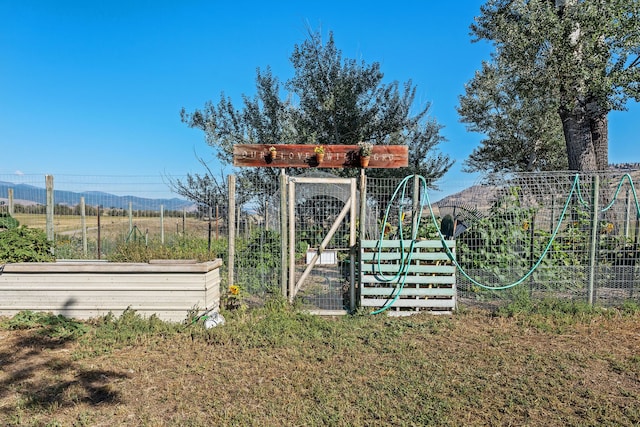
[233,143,408,313]
[287,174,357,314]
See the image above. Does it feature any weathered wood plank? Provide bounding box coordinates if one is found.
[360,298,456,308]
[2,259,223,273]
[361,239,455,249]
[233,144,408,168]
[361,251,453,261]
[360,287,456,296]
[361,264,456,274]
[360,239,457,313]
[361,275,455,285]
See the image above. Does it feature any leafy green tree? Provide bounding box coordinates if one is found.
[459,0,640,173]
[458,60,568,173]
[181,29,452,186]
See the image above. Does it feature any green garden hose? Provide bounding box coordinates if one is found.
[369,172,640,312]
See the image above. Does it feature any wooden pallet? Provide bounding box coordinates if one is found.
[360,239,456,315]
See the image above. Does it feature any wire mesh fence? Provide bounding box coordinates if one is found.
[2,170,640,310]
[438,170,640,308]
[0,174,209,260]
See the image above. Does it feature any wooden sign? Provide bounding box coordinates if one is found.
[233,144,408,168]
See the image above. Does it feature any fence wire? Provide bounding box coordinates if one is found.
[2,171,640,309]
[438,171,640,307]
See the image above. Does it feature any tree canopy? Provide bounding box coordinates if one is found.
[458,0,640,174]
[180,30,452,195]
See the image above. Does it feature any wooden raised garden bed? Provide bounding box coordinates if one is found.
[0,259,222,322]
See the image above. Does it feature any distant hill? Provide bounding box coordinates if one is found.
[0,181,196,212]
[434,167,640,221]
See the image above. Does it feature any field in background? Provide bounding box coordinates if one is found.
[14,213,218,240]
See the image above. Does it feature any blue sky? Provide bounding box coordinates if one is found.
[1,1,638,198]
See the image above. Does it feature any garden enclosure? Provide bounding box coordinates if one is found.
[1,170,640,312]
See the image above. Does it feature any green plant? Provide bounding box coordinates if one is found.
[314,145,325,154]
[456,186,582,290]
[621,300,640,315]
[0,225,54,262]
[234,229,282,295]
[357,141,373,157]
[0,212,19,229]
[223,284,245,310]
[82,307,181,354]
[107,234,224,262]
[3,310,89,340]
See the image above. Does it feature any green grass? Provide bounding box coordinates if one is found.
[1,299,639,426]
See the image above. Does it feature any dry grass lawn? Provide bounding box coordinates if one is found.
[0,305,639,426]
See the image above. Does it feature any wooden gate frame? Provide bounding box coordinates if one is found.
[286,176,357,313]
[232,143,408,313]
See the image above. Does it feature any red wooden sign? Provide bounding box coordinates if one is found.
[233,144,408,168]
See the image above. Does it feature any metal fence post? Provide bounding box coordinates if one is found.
[97,205,101,260]
[587,174,600,305]
[624,189,632,239]
[412,174,420,232]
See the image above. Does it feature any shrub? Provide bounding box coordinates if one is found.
[0,212,19,230]
[108,235,224,262]
[0,226,54,262]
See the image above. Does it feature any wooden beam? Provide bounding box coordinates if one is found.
[233,144,408,168]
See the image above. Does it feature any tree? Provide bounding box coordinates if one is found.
[165,155,230,217]
[459,0,640,173]
[180,30,452,190]
[458,60,568,173]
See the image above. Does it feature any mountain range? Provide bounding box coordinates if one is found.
[0,181,196,212]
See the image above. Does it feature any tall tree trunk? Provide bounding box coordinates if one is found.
[590,112,608,171]
[559,108,597,171]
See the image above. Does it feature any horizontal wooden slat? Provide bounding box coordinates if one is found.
[361,275,455,284]
[360,287,456,297]
[360,298,456,308]
[361,264,456,274]
[360,252,453,261]
[361,239,455,249]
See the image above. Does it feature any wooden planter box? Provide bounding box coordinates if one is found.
[360,240,456,315]
[0,259,222,322]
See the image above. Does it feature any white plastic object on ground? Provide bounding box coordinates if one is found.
[204,311,225,329]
